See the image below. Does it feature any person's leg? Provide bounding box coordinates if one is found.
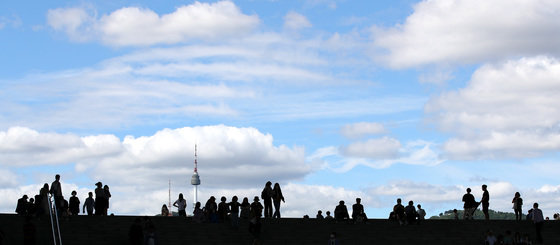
[273,200,281,218]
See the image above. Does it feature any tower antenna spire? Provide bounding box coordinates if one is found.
[190,144,201,211]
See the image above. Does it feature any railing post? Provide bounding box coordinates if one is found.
[52,195,63,245]
[47,194,57,245]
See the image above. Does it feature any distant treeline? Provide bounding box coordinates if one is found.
[430,209,525,220]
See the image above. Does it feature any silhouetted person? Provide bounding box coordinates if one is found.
[316,210,324,220]
[532,202,544,244]
[144,217,158,245]
[229,196,241,227]
[59,196,69,217]
[83,192,94,215]
[94,182,106,215]
[328,231,340,245]
[249,196,263,244]
[393,198,405,225]
[261,181,273,218]
[272,183,285,218]
[23,216,36,245]
[481,184,490,221]
[161,204,169,216]
[405,200,417,224]
[453,209,459,220]
[218,196,229,222]
[334,200,349,222]
[128,218,143,245]
[417,204,426,222]
[50,174,63,209]
[38,183,49,216]
[69,190,80,215]
[204,196,218,223]
[512,192,523,221]
[16,195,28,215]
[240,197,250,220]
[462,188,477,220]
[104,185,111,215]
[325,211,334,221]
[352,198,367,223]
[173,193,187,216]
[193,202,204,223]
[27,198,36,216]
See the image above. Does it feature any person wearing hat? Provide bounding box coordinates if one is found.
[94,182,106,215]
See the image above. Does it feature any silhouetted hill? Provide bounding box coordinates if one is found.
[430,209,525,220]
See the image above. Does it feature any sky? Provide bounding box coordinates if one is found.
[1,0,560,218]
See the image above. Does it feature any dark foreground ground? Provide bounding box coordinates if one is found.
[1,214,558,245]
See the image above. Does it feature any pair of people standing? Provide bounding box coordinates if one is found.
[261,181,285,218]
[462,184,490,220]
[94,182,111,215]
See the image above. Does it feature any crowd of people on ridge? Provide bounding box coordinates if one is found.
[15,174,112,217]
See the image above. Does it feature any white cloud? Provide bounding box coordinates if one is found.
[0,15,22,30]
[312,140,442,171]
[426,56,560,160]
[47,1,260,46]
[372,0,560,68]
[340,122,386,139]
[283,11,312,31]
[341,137,401,159]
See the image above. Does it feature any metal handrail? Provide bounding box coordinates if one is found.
[47,194,57,245]
[48,194,63,245]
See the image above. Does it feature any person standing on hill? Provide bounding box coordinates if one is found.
[352,198,366,223]
[481,184,490,221]
[173,193,187,217]
[272,183,285,219]
[532,202,544,244]
[462,188,476,220]
[512,192,523,221]
[83,192,95,215]
[94,182,106,215]
[69,190,80,215]
[261,181,273,218]
[50,175,63,208]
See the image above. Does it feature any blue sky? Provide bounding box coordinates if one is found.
[1,0,560,218]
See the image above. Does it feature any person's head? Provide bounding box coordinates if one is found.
[210,196,216,201]
[356,198,361,204]
[254,196,259,202]
[409,200,414,206]
[266,181,272,187]
[178,193,184,200]
[55,174,60,180]
[397,198,402,204]
[318,210,322,214]
[104,185,109,190]
[533,202,539,209]
[221,196,226,202]
[243,197,249,204]
[326,211,331,216]
[95,182,102,188]
[274,183,280,189]
[29,198,34,203]
[71,190,77,196]
[339,200,345,205]
[43,183,49,189]
[417,204,422,209]
[195,202,201,208]
[162,204,168,209]
[453,209,457,213]
[232,196,238,202]
[515,192,520,197]
[466,188,471,193]
[88,192,93,197]
[482,184,487,191]
[22,194,28,199]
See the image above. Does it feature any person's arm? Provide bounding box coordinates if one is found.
[173,200,178,207]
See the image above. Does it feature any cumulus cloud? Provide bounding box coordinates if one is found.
[372,0,560,68]
[313,140,442,171]
[340,137,401,159]
[283,11,312,31]
[340,122,386,139]
[426,56,560,160]
[47,1,260,46]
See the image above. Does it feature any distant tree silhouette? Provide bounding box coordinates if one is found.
[430,209,525,220]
